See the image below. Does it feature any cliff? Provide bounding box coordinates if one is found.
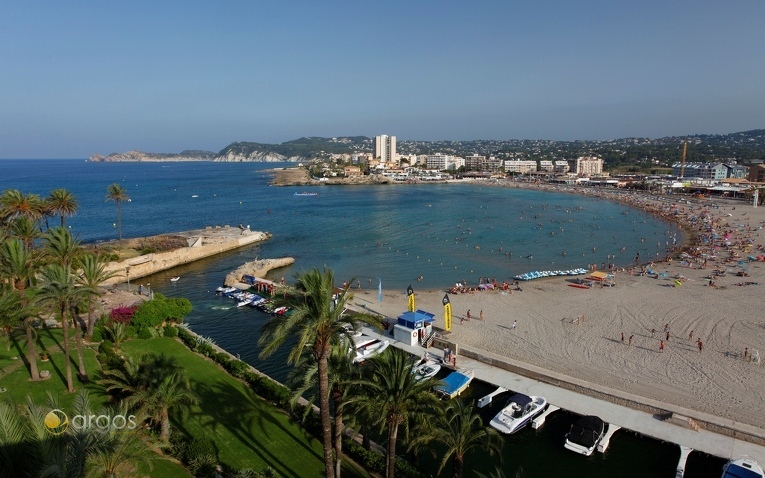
[89,150,216,162]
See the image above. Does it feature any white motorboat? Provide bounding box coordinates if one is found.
[722,456,764,478]
[489,393,547,434]
[351,335,390,363]
[170,276,180,282]
[564,415,606,456]
[412,359,441,382]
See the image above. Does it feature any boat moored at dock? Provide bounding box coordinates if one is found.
[565,415,606,456]
[490,393,548,434]
[721,456,764,478]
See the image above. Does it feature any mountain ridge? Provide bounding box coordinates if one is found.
[89,129,765,165]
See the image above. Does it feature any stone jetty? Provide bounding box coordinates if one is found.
[224,257,296,287]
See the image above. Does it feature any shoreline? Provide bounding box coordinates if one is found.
[349,188,765,431]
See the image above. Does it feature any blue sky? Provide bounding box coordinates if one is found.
[1,1,764,158]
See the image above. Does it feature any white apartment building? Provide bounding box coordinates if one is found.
[374,135,397,164]
[575,156,604,176]
[554,160,570,173]
[504,159,537,174]
[426,153,463,171]
[539,160,554,172]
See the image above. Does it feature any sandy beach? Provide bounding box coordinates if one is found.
[352,190,765,432]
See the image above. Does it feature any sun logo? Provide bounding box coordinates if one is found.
[44,409,69,435]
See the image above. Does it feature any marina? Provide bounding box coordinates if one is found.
[357,325,765,469]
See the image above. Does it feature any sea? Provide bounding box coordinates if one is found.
[1,159,725,477]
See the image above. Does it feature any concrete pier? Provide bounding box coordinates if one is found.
[675,446,693,477]
[597,423,622,453]
[477,386,508,408]
[532,405,560,430]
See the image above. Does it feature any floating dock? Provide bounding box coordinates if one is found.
[532,405,560,429]
[675,446,693,477]
[477,386,508,408]
[597,423,621,453]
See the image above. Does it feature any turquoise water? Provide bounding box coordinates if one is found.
[1,159,724,477]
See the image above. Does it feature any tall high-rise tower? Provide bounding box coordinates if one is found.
[374,135,396,163]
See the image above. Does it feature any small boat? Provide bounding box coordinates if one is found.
[170,276,180,282]
[567,282,591,289]
[294,191,318,196]
[434,370,475,399]
[489,393,548,434]
[721,456,764,478]
[351,335,390,363]
[412,359,441,382]
[564,415,606,456]
[191,195,199,198]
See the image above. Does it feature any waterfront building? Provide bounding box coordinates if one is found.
[539,160,554,172]
[426,153,463,171]
[555,160,571,173]
[344,166,362,177]
[374,135,397,164]
[504,159,538,174]
[749,164,765,183]
[576,156,604,176]
[671,162,728,180]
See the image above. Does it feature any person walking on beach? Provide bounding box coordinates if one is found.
[688,330,693,340]
[466,309,471,321]
[659,340,665,353]
[512,320,517,330]
[479,310,484,321]
[621,332,624,343]
[651,328,656,338]
[697,339,703,352]
[666,331,670,341]
[628,335,633,346]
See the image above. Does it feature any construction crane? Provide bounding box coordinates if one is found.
[680,141,687,178]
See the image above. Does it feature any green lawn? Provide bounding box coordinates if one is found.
[122,337,369,478]
[2,332,369,477]
[0,328,106,410]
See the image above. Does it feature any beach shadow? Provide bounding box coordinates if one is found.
[497,325,515,332]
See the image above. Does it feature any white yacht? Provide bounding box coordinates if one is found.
[489,393,547,434]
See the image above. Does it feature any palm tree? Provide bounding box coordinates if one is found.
[259,267,380,478]
[38,263,87,393]
[410,399,502,478]
[44,227,91,383]
[349,347,441,478]
[0,238,42,380]
[105,183,129,241]
[46,188,79,228]
[78,253,117,341]
[0,189,45,223]
[101,353,198,442]
[8,216,42,251]
[290,342,361,478]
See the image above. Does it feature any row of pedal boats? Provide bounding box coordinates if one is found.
[215,286,288,315]
[513,267,588,281]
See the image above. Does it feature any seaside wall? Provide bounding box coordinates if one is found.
[102,230,270,285]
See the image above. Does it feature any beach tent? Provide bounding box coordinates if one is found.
[588,271,611,281]
[588,271,616,286]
